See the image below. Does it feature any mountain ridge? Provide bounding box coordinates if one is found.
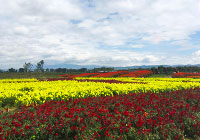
[44,64,200,70]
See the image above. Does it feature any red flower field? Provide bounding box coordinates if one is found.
[119,70,153,77]
[1,88,199,140]
[59,70,153,79]
[172,72,200,78]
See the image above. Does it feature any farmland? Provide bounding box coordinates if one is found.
[0,72,200,139]
[1,0,200,139]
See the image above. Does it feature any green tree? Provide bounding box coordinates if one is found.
[166,67,173,74]
[45,68,50,72]
[36,60,44,72]
[8,68,17,72]
[163,67,168,74]
[50,69,55,72]
[61,68,67,73]
[18,68,25,72]
[158,65,164,74]
[151,67,156,74]
[23,62,33,72]
[78,68,87,73]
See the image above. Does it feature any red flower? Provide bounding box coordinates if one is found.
[120,129,123,134]
[25,125,30,130]
[81,126,86,131]
[104,128,110,137]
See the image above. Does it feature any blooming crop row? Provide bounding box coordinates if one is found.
[59,70,153,78]
[58,74,72,77]
[76,77,200,83]
[92,71,128,77]
[69,73,101,78]
[186,76,200,78]
[73,79,147,84]
[0,88,199,139]
[41,78,147,84]
[59,73,101,78]
[172,72,200,78]
[119,70,153,77]
[0,78,200,107]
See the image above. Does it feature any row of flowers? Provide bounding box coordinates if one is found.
[92,71,128,78]
[41,78,146,84]
[172,72,200,78]
[119,70,153,77]
[59,70,153,78]
[1,78,200,107]
[0,88,199,139]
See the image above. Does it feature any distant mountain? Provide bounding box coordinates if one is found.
[169,64,200,67]
[1,63,200,71]
[116,64,200,70]
[114,65,170,70]
[44,64,103,69]
[44,63,200,70]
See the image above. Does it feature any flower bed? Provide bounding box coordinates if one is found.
[59,73,101,78]
[92,71,128,78]
[1,78,200,107]
[119,70,153,77]
[172,72,200,78]
[186,76,200,78]
[58,70,153,78]
[0,88,199,139]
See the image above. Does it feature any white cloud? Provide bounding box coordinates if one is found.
[194,50,200,56]
[171,40,200,50]
[14,26,29,35]
[191,50,200,63]
[0,0,200,69]
[129,45,144,48]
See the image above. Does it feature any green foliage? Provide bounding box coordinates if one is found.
[36,60,44,72]
[23,62,33,72]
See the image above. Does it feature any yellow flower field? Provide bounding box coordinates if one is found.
[0,78,200,106]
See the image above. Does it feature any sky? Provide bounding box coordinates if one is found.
[0,0,200,69]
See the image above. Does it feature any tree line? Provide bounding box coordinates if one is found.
[0,60,115,74]
[150,65,200,74]
[3,60,45,73]
[0,61,200,74]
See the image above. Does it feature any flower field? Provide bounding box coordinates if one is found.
[59,70,153,78]
[172,72,200,78]
[1,78,200,107]
[0,77,200,139]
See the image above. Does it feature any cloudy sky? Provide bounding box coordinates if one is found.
[0,0,200,69]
